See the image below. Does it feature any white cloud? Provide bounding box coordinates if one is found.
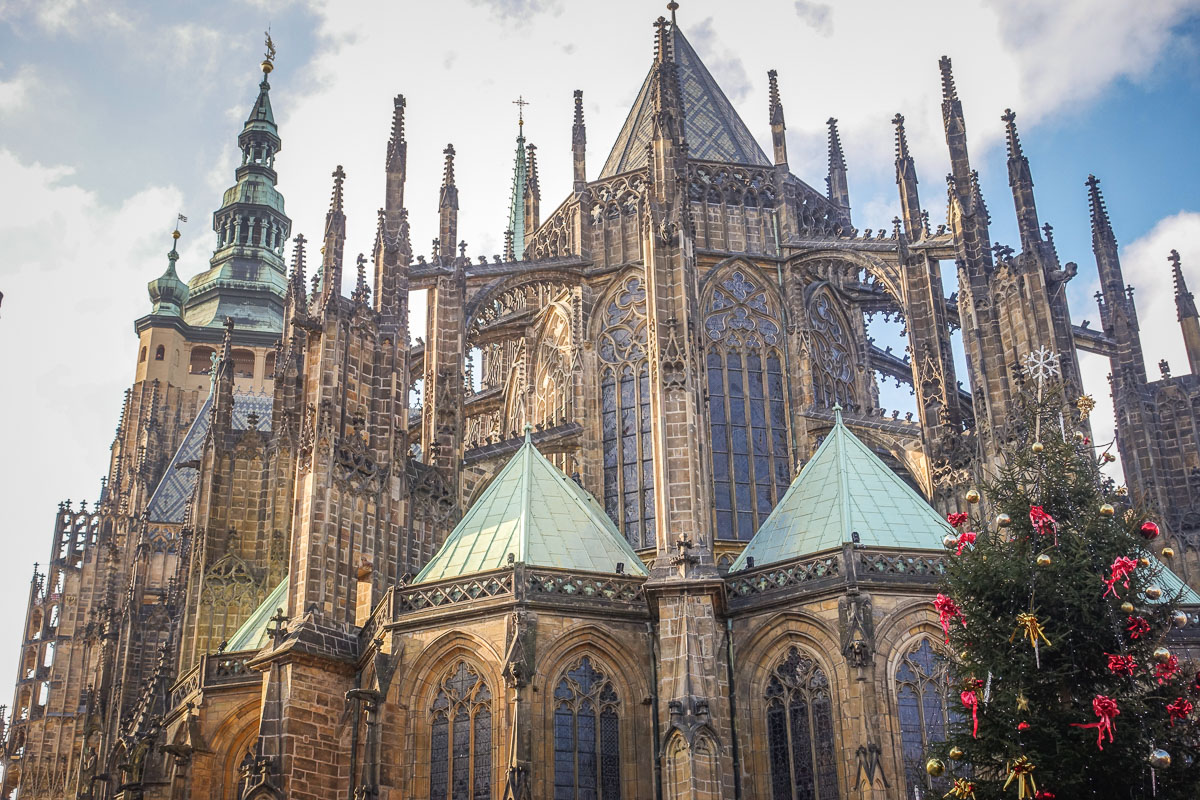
[1076,211,1200,482]
[0,64,35,112]
[794,1,833,37]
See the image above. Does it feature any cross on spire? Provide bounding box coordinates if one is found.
[513,95,529,126]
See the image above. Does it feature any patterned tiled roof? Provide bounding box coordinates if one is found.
[731,409,952,571]
[145,392,273,523]
[599,26,771,178]
[414,432,648,583]
[227,577,287,652]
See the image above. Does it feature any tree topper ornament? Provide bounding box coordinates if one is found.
[1021,346,1061,443]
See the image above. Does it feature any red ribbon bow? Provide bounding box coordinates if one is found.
[1072,695,1119,749]
[934,594,966,643]
[1029,505,1057,541]
[955,531,977,556]
[960,689,979,738]
[1167,697,1193,726]
[1126,616,1151,639]
[1157,655,1180,685]
[1105,653,1137,677]
[1102,556,1138,599]
[947,512,969,528]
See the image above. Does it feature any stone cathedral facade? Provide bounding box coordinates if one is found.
[5,10,1200,800]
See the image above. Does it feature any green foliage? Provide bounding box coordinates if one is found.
[929,387,1200,799]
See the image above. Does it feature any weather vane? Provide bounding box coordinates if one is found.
[262,28,276,73]
[513,95,529,126]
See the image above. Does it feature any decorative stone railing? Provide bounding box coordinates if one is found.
[168,649,258,710]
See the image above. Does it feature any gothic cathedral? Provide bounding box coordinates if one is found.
[5,9,1200,800]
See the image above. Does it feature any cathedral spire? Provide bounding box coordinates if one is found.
[572,90,587,193]
[287,233,307,308]
[892,113,923,238]
[506,109,528,260]
[377,95,410,318]
[320,166,347,303]
[939,56,971,189]
[768,69,787,166]
[825,117,850,210]
[438,145,459,262]
[385,94,407,213]
[1169,249,1200,375]
[1002,108,1041,250]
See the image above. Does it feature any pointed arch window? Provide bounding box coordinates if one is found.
[553,656,622,800]
[896,639,955,795]
[598,276,655,549]
[430,661,492,800]
[808,287,858,409]
[704,269,790,540]
[765,647,840,800]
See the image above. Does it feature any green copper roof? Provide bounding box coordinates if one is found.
[731,409,952,571]
[226,577,287,652]
[600,25,770,178]
[415,432,648,583]
[507,121,528,260]
[147,233,189,316]
[1155,557,1200,604]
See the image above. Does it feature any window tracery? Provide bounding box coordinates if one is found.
[896,638,954,795]
[598,276,654,549]
[765,647,839,800]
[553,656,621,800]
[808,287,858,409]
[430,661,492,800]
[704,269,790,540]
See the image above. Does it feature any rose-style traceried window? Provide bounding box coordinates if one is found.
[553,656,622,799]
[430,661,492,800]
[765,647,840,800]
[598,276,655,549]
[704,269,790,541]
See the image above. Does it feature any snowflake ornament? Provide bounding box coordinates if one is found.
[1021,346,1061,387]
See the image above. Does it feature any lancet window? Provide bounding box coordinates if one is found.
[765,647,840,800]
[808,287,858,409]
[430,661,492,800]
[704,269,790,540]
[598,276,654,549]
[553,656,622,800]
[896,639,955,795]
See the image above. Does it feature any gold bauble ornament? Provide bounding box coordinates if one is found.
[1149,749,1172,769]
[1074,430,1085,442]
[943,534,959,549]
[1173,610,1189,628]
[926,758,946,777]
[1099,503,1115,517]
[1036,554,1051,567]
[1032,441,1044,454]
[948,746,964,761]
[966,488,981,504]
[1139,557,1151,568]
[1120,601,1135,614]
[1153,646,1172,664]
[1145,584,1163,600]
[997,513,1013,528]
[1162,547,1176,559]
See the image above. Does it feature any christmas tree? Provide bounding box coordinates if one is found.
[927,348,1200,799]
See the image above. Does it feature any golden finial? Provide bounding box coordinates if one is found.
[667,1,679,24]
[262,28,277,74]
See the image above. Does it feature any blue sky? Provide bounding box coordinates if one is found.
[1,0,1199,699]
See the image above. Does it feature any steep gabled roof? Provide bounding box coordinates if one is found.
[227,577,287,652]
[145,392,273,523]
[415,432,648,583]
[599,25,770,178]
[732,409,952,571]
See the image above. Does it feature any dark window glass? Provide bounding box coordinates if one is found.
[764,648,840,800]
[429,661,492,800]
[896,639,954,796]
[553,656,622,800]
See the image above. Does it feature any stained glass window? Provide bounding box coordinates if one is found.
[430,661,493,800]
[765,647,840,800]
[704,269,790,540]
[599,276,655,549]
[896,639,955,795]
[553,656,622,799]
